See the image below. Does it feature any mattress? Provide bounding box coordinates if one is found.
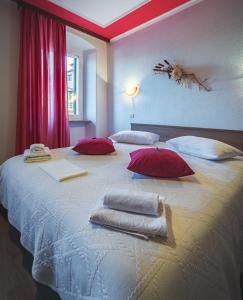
[0,142,243,300]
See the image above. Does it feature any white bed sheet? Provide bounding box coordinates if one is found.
[0,142,243,300]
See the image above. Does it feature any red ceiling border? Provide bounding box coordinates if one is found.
[15,0,192,40]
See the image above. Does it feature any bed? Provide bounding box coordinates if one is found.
[1,124,243,300]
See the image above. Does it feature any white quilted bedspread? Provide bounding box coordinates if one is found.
[1,143,243,300]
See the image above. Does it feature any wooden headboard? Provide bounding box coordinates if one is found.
[131,123,243,151]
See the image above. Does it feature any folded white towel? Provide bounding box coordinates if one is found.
[99,224,150,240]
[103,190,163,216]
[30,143,45,153]
[90,207,167,238]
[24,156,52,163]
[24,147,52,163]
[39,159,87,182]
[24,147,51,158]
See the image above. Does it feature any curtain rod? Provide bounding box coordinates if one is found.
[11,0,110,43]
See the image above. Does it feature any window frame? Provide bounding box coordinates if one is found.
[67,51,84,121]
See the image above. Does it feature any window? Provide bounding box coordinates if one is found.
[67,55,82,120]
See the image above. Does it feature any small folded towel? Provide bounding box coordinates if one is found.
[24,147,52,163]
[39,159,87,182]
[24,156,52,163]
[99,224,150,240]
[24,147,51,158]
[30,143,45,153]
[103,190,163,216]
[90,207,167,238]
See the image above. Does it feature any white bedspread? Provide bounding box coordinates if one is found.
[0,142,243,300]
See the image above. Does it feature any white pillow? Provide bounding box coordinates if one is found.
[166,135,243,160]
[109,130,160,145]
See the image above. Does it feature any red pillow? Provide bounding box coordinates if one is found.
[72,138,115,155]
[127,148,194,178]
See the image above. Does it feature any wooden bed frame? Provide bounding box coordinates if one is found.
[131,123,243,151]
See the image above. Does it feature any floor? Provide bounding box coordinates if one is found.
[1,204,243,300]
[0,206,60,300]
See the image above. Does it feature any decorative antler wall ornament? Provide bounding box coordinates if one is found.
[153,60,211,92]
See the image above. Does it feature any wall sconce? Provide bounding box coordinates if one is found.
[125,85,140,97]
[124,84,139,119]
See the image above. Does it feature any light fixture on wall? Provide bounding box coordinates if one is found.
[124,84,140,120]
[125,85,140,97]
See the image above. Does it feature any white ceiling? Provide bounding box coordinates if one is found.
[48,0,150,27]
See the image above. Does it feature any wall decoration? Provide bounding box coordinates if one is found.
[153,59,211,91]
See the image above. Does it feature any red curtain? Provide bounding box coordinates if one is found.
[16,8,70,154]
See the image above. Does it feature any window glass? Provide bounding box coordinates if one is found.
[67,55,79,116]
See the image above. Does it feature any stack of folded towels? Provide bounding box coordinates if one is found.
[90,190,167,240]
[24,144,52,163]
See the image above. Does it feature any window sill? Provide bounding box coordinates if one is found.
[69,120,91,127]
